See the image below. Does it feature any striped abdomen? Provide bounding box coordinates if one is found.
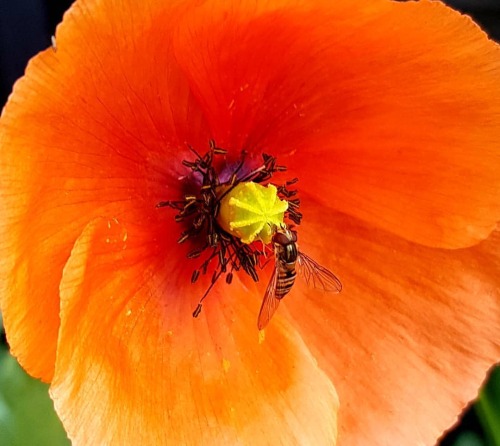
[274,231,298,299]
[276,265,297,299]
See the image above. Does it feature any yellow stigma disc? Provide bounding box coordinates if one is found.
[217,182,288,244]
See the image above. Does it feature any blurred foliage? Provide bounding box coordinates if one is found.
[454,431,487,446]
[1,307,499,445]
[0,344,69,446]
[440,366,500,446]
[476,367,500,446]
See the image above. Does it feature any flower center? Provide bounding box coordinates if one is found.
[217,182,289,244]
[158,140,302,316]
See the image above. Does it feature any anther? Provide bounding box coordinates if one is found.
[159,140,302,320]
[191,270,200,283]
[187,249,203,259]
[193,304,203,318]
[182,160,197,169]
[193,215,205,229]
[213,147,227,155]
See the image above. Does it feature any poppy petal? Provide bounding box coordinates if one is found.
[286,200,500,446]
[0,0,208,381]
[173,0,500,248]
[51,217,339,445]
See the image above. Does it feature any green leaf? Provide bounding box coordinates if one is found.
[476,366,500,446]
[453,431,486,446]
[0,350,70,446]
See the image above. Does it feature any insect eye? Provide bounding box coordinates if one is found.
[272,232,289,245]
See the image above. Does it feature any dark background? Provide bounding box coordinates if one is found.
[0,1,499,445]
[1,1,500,106]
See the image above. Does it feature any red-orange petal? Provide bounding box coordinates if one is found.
[1,1,499,445]
[284,200,500,446]
[173,0,500,248]
[51,217,339,445]
[0,0,208,380]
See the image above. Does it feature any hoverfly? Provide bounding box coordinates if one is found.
[257,225,342,330]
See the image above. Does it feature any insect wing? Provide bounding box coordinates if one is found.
[297,252,342,293]
[257,263,281,330]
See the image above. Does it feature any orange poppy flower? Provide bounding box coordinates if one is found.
[1,0,500,444]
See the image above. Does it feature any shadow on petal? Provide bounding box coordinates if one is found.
[52,217,339,445]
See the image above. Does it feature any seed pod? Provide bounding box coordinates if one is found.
[216,182,288,244]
